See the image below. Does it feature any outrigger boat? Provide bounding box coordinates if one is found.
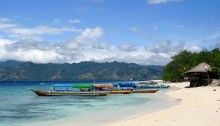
[110,89,132,94]
[117,82,159,93]
[31,89,109,96]
[132,89,158,93]
[31,84,109,96]
[93,84,114,90]
[93,84,132,94]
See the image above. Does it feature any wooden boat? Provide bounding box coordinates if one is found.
[110,89,132,94]
[140,84,170,89]
[31,89,109,96]
[31,83,110,96]
[138,81,158,85]
[94,84,114,90]
[132,89,158,93]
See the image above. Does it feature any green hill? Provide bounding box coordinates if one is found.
[0,61,163,81]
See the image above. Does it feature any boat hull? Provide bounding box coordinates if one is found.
[132,89,158,93]
[31,89,109,96]
[110,89,132,94]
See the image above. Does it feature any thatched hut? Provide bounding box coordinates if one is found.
[184,62,212,87]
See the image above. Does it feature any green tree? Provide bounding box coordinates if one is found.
[163,48,220,81]
[162,50,193,81]
[211,48,220,75]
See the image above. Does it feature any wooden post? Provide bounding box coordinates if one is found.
[207,71,209,85]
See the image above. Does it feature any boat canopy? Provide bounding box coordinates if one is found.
[53,84,73,87]
[72,84,94,89]
[94,84,114,89]
[119,83,137,88]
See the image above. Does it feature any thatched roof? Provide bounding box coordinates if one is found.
[185,62,211,73]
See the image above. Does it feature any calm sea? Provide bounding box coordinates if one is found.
[0,81,175,126]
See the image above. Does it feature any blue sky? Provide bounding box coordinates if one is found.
[0,0,220,65]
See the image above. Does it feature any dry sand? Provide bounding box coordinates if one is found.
[105,82,220,126]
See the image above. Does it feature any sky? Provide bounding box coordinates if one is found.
[0,0,220,65]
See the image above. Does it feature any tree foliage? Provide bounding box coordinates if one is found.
[162,48,220,81]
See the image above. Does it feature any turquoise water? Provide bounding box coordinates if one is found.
[0,81,175,126]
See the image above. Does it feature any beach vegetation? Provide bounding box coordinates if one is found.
[162,48,220,81]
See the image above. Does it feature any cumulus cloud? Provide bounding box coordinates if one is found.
[0,17,204,65]
[146,40,176,53]
[5,49,63,63]
[118,44,137,52]
[64,27,104,50]
[93,43,110,50]
[147,0,182,4]
[186,45,203,52]
[0,31,204,65]
[146,40,202,53]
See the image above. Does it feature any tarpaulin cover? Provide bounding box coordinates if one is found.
[53,84,73,87]
[119,83,137,88]
[72,84,94,89]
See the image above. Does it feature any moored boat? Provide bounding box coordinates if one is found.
[31,89,109,96]
[110,89,132,94]
[138,80,157,85]
[31,83,109,96]
[132,89,158,93]
[94,84,114,90]
[141,84,170,89]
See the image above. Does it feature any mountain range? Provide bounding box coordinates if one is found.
[0,60,163,81]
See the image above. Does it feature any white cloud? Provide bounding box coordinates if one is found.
[65,27,104,50]
[10,26,80,36]
[118,44,137,52]
[130,26,143,33]
[0,18,81,39]
[185,45,202,52]
[0,18,204,65]
[75,27,104,43]
[215,37,220,48]
[153,24,159,30]
[69,19,81,23]
[6,49,62,63]
[0,39,14,60]
[0,23,17,29]
[93,43,110,50]
[0,34,204,65]
[176,24,184,29]
[0,17,13,23]
[146,40,183,53]
[147,0,181,4]
[52,19,61,25]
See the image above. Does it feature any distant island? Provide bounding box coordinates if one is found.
[0,60,163,81]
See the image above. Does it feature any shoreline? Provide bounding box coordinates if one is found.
[28,84,178,126]
[27,82,220,126]
[105,82,220,126]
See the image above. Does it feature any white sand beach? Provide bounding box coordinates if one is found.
[105,82,220,126]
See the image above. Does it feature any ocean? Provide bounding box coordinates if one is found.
[0,81,176,126]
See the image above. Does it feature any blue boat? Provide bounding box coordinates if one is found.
[137,84,170,89]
